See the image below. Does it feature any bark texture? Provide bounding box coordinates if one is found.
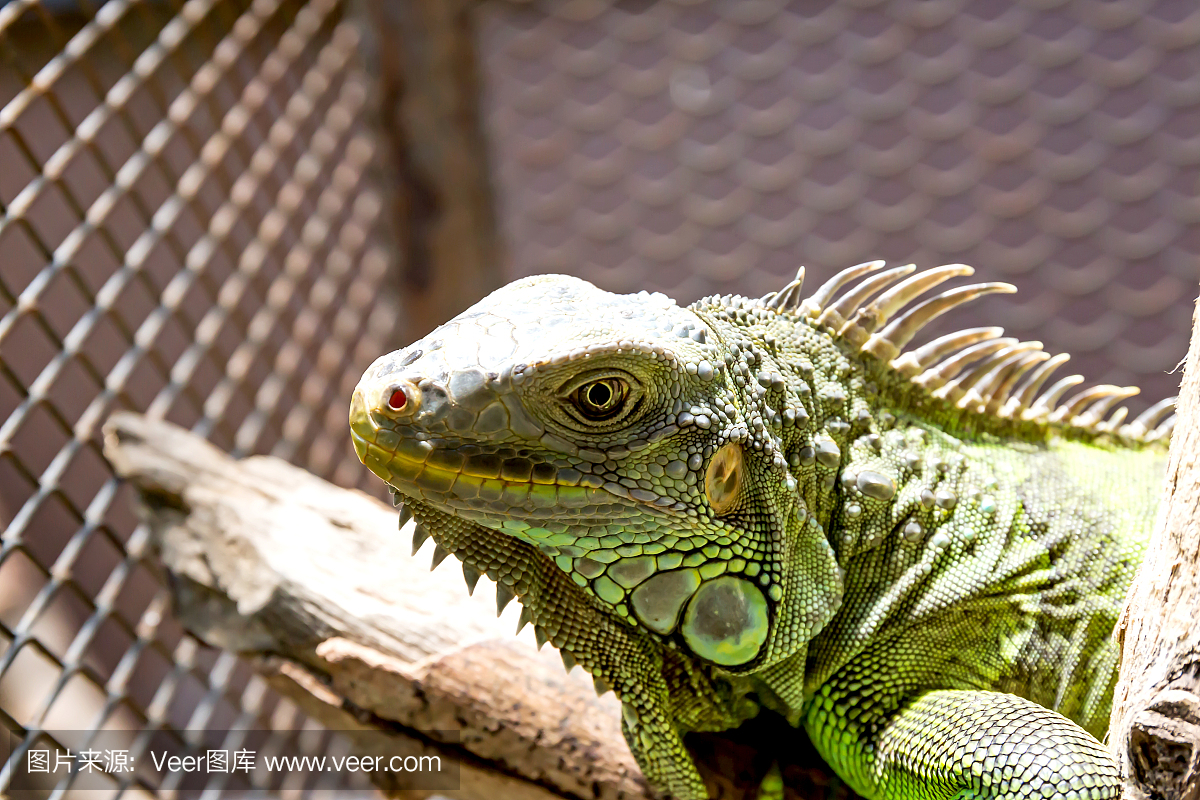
[1110,295,1200,800]
[102,411,648,800]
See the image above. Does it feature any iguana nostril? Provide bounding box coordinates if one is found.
[388,388,408,410]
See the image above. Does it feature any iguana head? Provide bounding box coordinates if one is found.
[351,274,842,674]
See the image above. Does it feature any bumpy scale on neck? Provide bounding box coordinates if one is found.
[699,301,1016,727]
[693,294,931,569]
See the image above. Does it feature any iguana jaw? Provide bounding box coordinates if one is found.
[349,410,620,521]
[349,367,754,655]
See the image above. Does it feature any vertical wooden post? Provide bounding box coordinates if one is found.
[1110,291,1200,800]
[357,0,503,345]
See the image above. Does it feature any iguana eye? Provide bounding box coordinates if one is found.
[571,378,628,420]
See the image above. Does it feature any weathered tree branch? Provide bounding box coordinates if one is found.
[1110,294,1200,800]
[102,411,649,800]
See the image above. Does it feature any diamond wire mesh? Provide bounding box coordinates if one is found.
[6,0,1200,795]
[479,0,1200,414]
[0,0,398,794]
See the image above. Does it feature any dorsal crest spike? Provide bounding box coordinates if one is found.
[934,343,1043,405]
[801,261,886,317]
[1096,406,1130,433]
[868,264,973,323]
[891,327,1004,377]
[864,282,1017,361]
[1125,397,1176,438]
[948,347,1040,412]
[762,266,806,311]
[823,265,915,322]
[915,338,1017,391]
[818,265,917,344]
[981,350,1051,414]
[958,349,1049,413]
[1073,390,1138,428]
[714,262,1172,445]
[1027,375,1086,420]
[1006,353,1071,416]
[1050,385,1139,425]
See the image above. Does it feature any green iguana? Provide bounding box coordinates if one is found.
[349,263,1175,800]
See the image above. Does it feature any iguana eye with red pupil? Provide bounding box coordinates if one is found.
[388,389,408,410]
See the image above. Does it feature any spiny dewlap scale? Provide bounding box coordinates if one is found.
[350,263,1173,800]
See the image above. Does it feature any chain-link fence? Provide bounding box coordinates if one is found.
[0,0,398,793]
[3,0,1199,797]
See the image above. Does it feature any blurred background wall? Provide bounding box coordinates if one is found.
[0,0,397,794]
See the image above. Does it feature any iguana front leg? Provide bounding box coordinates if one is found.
[806,685,1120,799]
[620,705,709,800]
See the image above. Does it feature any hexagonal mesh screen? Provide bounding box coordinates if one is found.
[0,0,397,794]
[479,0,1199,412]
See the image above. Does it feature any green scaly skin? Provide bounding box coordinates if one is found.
[349,265,1170,800]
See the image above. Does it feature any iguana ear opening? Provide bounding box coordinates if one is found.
[705,442,744,515]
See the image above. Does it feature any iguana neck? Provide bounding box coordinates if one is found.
[697,303,928,568]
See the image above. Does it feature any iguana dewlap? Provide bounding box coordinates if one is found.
[350,264,1173,800]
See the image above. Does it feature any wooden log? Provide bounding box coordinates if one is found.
[1110,294,1200,800]
[102,411,650,800]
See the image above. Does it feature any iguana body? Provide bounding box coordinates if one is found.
[350,264,1173,800]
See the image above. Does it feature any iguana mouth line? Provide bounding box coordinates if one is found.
[350,426,669,516]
